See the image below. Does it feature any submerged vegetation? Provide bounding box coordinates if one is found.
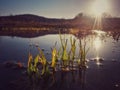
[27,32,89,87]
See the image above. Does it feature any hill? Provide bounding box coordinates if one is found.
[0,14,120,32]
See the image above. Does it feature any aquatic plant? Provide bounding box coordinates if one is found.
[27,53,41,84]
[51,42,58,72]
[68,36,76,70]
[27,47,51,84]
[27,32,90,88]
[59,32,69,68]
[38,47,50,76]
[69,36,76,60]
[78,38,89,68]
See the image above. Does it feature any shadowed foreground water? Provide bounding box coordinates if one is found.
[0,30,120,90]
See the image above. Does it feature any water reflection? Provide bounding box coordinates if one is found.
[28,67,87,90]
[94,36,101,50]
[111,31,120,42]
[40,69,87,90]
[92,30,106,65]
[0,29,120,63]
[0,30,120,90]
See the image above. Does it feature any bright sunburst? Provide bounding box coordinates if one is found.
[91,0,109,16]
[91,0,110,30]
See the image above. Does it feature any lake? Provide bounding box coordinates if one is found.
[0,30,120,65]
[0,29,120,90]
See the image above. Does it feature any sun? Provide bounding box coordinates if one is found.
[91,0,109,16]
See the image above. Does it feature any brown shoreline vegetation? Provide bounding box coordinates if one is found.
[1,14,120,32]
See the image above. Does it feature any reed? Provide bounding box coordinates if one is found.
[51,42,58,73]
[68,36,76,70]
[38,47,50,76]
[59,32,69,69]
[27,32,90,86]
[78,38,89,68]
[27,52,41,85]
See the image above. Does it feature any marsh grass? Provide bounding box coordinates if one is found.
[59,32,69,68]
[27,53,41,85]
[27,32,89,87]
[68,36,76,70]
[78,38,89,68]
[51,42,59,73]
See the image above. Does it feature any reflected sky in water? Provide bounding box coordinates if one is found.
[88,30,119,61]
[0,30,120,64]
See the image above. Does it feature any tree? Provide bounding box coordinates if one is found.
[74,12,83,19]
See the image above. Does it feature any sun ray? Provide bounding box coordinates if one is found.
[91,0,109,17]
[91,0,110,30]
[93,15,102,30]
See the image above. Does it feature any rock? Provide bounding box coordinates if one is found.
[115,84,119,87]
[4,61,25,69]
[16,61,24,68]
[111,59,117,62]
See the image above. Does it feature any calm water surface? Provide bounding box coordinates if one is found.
[0,30,120,90]
[0,30,120,65]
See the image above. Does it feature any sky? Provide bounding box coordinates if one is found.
[0,0,120,18]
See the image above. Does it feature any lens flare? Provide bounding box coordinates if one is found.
[91,0,109,16]
[94,36,101,50]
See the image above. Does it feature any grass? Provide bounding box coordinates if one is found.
[59,32,69,68]
[27,32,89,86]
[68,36,76,70]
[78,38,89,68]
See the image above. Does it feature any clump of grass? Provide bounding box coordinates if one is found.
[59,33,78,71]
[27,32,90,87]
[27,53,41,85]
[27,48,51,83]
[59,32,69,69]
[68,36,76,70]
[38,47,50,76]
[68,36,76,60]
[78,38,89,68]
[51,42,58,73]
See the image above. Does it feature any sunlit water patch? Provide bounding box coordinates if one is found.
[0,30,120,65]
